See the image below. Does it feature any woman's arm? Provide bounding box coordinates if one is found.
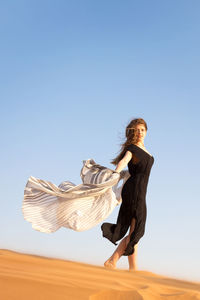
[115,151,132,173]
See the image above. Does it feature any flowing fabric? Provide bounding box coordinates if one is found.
[22,159,130,233]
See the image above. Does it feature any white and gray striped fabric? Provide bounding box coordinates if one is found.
[22,159,130,233]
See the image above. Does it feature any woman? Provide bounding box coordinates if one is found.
[101,118,154,270]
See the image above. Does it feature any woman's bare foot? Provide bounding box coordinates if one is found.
[129,263,137,271]
[129,267,136,272]
[104,259,116,269]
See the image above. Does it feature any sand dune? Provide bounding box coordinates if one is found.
[0,249,199,300]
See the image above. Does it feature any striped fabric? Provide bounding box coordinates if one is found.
[22,159,130,233]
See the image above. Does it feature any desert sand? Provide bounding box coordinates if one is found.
[0,249,199,300]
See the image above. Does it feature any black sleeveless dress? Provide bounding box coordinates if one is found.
[101,144,154,256]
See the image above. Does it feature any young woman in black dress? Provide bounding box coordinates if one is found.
[101,118,154,270]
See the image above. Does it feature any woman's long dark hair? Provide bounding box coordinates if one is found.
[111,118,148,165]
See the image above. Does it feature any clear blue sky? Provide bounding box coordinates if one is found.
[1,0,200,282]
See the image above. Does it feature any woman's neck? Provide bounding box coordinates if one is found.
[135,142,144,148]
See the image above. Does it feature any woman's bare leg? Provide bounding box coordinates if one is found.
[104,218,136,269]
[128,243,138,270]
[127,218,137,270]
[104,236,128,268]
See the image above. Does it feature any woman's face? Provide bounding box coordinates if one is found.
[135,124,147,143]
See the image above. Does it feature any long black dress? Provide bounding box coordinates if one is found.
[101,144,154,256]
